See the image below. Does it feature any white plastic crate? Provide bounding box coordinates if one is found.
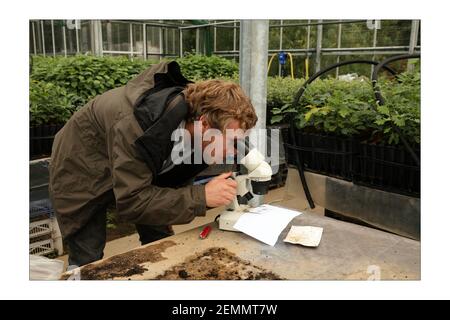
[29,217,63,256]
[30,219,52,238]
[30,239,54,256]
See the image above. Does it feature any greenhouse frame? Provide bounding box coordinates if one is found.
[29,19,420,78]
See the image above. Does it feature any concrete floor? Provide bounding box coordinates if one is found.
[57,168,323,268]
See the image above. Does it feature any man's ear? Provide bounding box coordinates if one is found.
[199,115,210,131]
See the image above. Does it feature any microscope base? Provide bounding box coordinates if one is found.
[218,210,245,232]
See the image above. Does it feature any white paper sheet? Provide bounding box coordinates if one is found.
[283,226,323,247]
[233,204,302,246]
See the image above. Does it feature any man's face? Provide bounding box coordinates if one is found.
[200,116,246,163]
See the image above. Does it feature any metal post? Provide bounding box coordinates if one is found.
[213,21,217,53]
[106,21,112,53]
[250,20,269,132]
[279,20,283,77]
[75,22,79,53]
[409,20,419,54]
[92,20,103,56]
[233,20,237,61]
[196,28,200,54]
[98,20,103,56]
[239,20,269,205]
[408,20,420,71]
[306,19,311,78]
[371,24,378,75]
[32,21,37,55]
[90,20,95,54]
[172,29,176,55]
[239,19,269,157]
[159,25,164,59]
[165,28,168,56]
[143,23,147,60]
[62,25,67,57]
[51,20,56,57]
[40,20,46,57]
[239,20,252,96]
[336,20,342,77]
[306,19,311,52]
[315,20,323,73]
[130,23,133,58]
[179,28,183,57]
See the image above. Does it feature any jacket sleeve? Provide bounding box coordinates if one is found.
[108,115,207,226]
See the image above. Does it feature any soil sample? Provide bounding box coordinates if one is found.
[154,247,283,280]
[74,240,176,280]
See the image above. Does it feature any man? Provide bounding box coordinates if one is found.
[49,60,258,267]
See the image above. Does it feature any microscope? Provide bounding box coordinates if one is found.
[218,147,273,232]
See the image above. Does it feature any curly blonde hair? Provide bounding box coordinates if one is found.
[182,80,257,131]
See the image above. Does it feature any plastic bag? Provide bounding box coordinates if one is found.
[29,255,64,280]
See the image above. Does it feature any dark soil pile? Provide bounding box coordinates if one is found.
[78,240,176,280]
[154,247,282,280]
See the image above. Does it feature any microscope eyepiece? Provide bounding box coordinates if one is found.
[251,180,271,195]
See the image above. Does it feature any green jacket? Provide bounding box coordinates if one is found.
[49,61,207,237]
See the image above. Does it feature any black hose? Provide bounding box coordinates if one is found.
[371,54,421,166]
[289,59,397,209]
[372,54,420,105]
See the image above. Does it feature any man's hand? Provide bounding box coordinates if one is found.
[205,172,237,208]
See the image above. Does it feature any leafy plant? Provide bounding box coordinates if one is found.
[373,70,421,144]
[270,103,297,124]
[30,54,239,112]
[267,76,305,108]
[30,55,156,108]
[29,54,420,145]
[271,78,377,135]
[29,80,74,126]
[175,53,238,80]
[270,70,420,145]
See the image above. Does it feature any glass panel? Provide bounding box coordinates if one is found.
[341,21,374,48]
[268,53,279,77]
[132,23,144,55]
[146,25,161,54]
[322,22,339,48]
[376,20,412,47]
[65,21,79,55]
[235,25,240,51]
[320,55,339,74]
[53,20,65,55]
[163,27,179,56]
[80,20,92,53]
[215,21,234,52]
[335,54,376,76]
[101,21,112,51]
[147,53,162,60]
[292,54,308,79]
[372,54,409,73]
[269,20,281,51]
[417,22,421,46]
[197,26,214,55]
[31,21,44,54]
[42,20,53,55]
[281,19,314,50]
[181,29,196,55]
[29,22,34,54]
[28,21,35,54]
[109,22,130,52]
[173,28,180,56]
[104,53,130,58]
